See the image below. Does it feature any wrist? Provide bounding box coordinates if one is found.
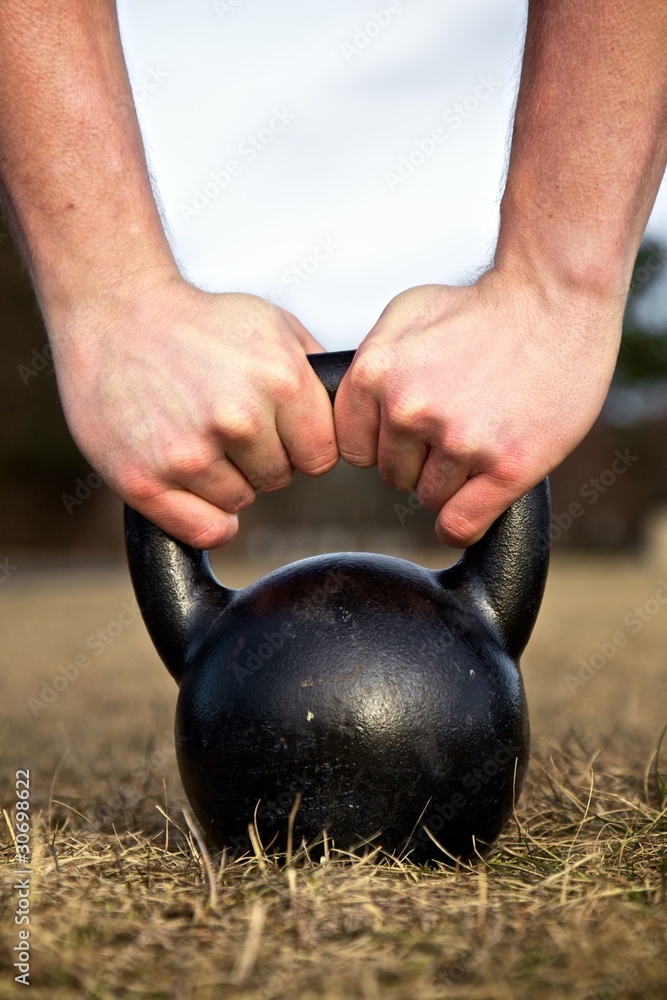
[494,183,639,313]
[35,239,181,336]
[40,254,185,360]
[476,256,625,360]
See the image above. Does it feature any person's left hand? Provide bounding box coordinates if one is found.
[334,271,623,547]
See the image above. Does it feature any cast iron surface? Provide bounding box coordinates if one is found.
[125,350,551,863]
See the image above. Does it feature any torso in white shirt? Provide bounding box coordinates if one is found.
[116,0,526,347]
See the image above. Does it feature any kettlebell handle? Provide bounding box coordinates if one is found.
[307,349,355,403]
[305,350,550,657]
[124,350,354,681]
[125,350,550,680]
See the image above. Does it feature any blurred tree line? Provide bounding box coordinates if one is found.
[1,230,666,557]
[615,242,667,382]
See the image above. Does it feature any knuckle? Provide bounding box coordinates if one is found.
[223,487,255,513]
[213,404,262,446]
[118,471,163,509]
[437,430,475,464]
[190,518,237,550]
[270,363,307,403]
[489,451,531,488]
[162,444,216,481]
[348,349,390,393]
[385,393,430,434]
[416,458,462,508]
[253,463,294,493]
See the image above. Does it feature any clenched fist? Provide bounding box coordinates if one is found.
[335,270,623,546]
[49,274,338,547]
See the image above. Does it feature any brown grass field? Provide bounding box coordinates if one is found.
[1,548,666,999]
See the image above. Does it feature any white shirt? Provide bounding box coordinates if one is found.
[114,3,545,347]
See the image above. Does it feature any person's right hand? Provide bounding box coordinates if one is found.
[47,273,338,547]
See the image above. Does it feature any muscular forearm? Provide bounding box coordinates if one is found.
[0,0,178,323]
[496,0,667,305]
[0,1,338,549]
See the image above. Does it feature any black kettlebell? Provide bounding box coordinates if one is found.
[125,351,550,863]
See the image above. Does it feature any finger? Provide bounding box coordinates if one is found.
[435,474,521,548]
[171,454,256,513]
[222,417,296,493]
[283,311,326,354]
[376,419,429,493]
[276,367,339,477]
[334,365,381,468]
[135,487,239,549]
[414,449,472,512]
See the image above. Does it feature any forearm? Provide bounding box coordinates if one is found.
[0,0,178,325]
[496,0,667,305]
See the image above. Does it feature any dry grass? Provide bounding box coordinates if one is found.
[1,551,667,999]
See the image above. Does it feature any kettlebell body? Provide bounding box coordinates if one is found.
[125,352,550,863]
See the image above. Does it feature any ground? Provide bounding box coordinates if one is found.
[1,549,666,999]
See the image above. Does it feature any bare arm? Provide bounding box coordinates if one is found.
[0,0,176,312]
[497,0,667,302]
[336,0,667,546]
[0,0,337,547]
